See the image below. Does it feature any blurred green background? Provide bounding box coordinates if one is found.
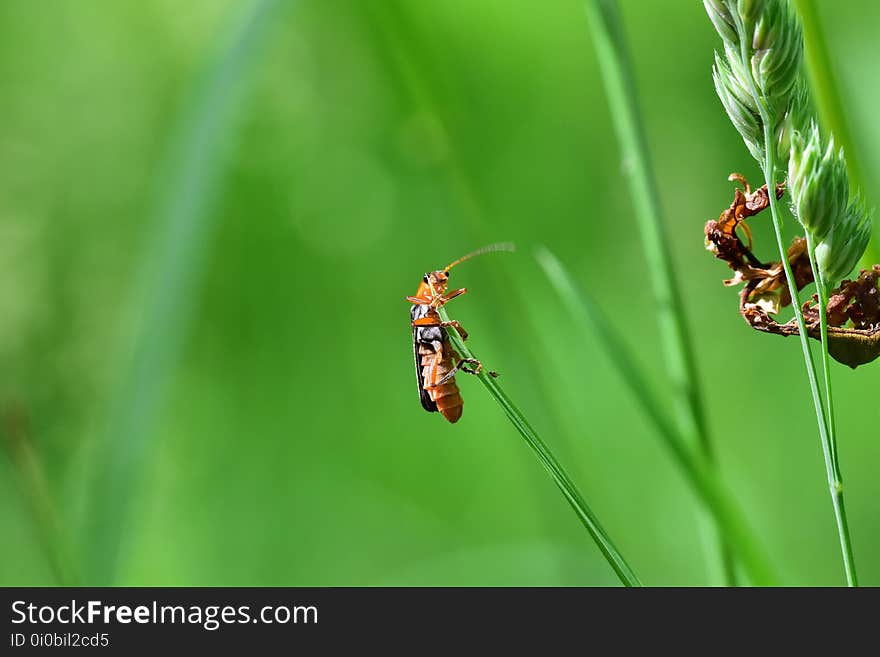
[2,0,878,586]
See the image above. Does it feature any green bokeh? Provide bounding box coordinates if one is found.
[1,0,878,586]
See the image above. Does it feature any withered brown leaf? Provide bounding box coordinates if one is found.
[705,174,880,369]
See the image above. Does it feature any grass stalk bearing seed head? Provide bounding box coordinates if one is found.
[707,0,872,286]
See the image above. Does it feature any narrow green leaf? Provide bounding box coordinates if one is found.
[436,305,643,587]
[584,0,734,584]
[82,0,290,585]
[535,247,778,586]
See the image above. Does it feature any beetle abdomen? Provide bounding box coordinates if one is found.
[419,345,463,423]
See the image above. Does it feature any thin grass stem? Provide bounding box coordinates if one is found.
[763,124,857,588]
[436,305,643,587]
[804,235,841,479]
[730,4,858,584]
[583,0,734,584]
[367,2,613,583]
[802,235,856,584]
[536,247,778,586]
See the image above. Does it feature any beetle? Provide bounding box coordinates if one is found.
[406,243,512,423]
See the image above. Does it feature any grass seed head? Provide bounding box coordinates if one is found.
[815,199,873,285]
[706,0,802,163]
[789,122,849,243]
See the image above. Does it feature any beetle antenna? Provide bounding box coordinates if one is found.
[444,242,515,272]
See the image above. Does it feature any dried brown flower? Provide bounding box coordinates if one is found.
[705,174,880,368]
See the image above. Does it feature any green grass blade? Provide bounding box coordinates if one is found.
[583,0,734,584]
[82,0,289,585]
[365,2,614,582]
[436,305,643,587]
[793,0,877,267]
[732,3,859,582]
[535,247,778,586]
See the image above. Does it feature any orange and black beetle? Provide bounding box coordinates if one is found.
[406,244,512,423]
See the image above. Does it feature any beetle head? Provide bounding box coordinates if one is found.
[424,270,449,296]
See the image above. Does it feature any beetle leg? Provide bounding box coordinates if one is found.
[409,288,466,309]
[458,358,494,376]
[434,359,471,386]
[433,287,467,308]
[444,287,467,301]
[435,358,499,385]
[440,320,468,340]
[461,358,499,378]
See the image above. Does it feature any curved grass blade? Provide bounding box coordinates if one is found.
[364,2,605,583]
[436,305,643,587]
[536,247,778,586]
[82,0,290,585]
[583,0,735,584]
